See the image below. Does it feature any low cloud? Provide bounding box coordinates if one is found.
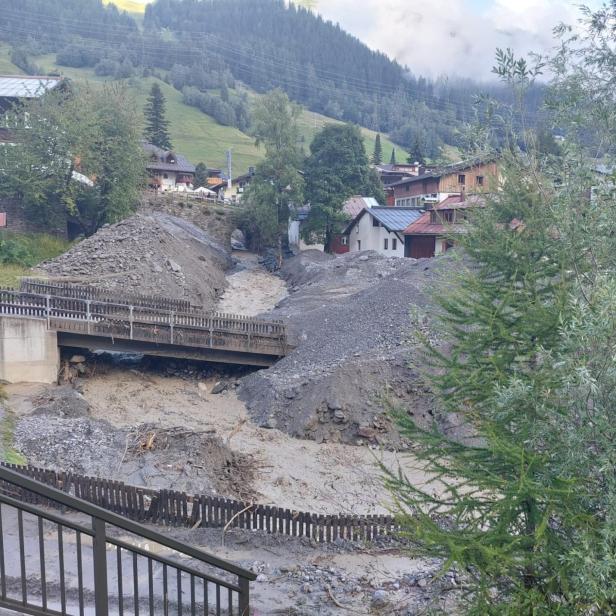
[313,0,590,80]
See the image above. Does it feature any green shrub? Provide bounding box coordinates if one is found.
[0,232,72,267]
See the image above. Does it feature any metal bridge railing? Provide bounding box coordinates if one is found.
[0,466,255,616]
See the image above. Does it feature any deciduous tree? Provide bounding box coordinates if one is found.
[239,89,304,257]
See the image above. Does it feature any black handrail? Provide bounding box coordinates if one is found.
[0,466,255,615]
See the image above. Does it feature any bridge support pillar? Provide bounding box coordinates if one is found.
[0,316,59,384]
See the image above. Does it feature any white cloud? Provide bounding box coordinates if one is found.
[313,0,591,79]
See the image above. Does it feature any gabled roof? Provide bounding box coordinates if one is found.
[389,155,497,188]
[433,194,486,210]
[343,195,380,218]
[344,206,424,234]
[404,211,467,236]
[0,75,62,98]
[143,142,195,174]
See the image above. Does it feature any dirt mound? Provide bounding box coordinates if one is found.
[13,389,255,500]
[36,213,233,310]
[239,250,447,446]
[121,425,256,500]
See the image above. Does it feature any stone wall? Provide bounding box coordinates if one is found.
[0,197,67,238]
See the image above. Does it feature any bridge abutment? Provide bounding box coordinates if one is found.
[0,317,59,384]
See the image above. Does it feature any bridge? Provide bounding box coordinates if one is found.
[0,282,289,383]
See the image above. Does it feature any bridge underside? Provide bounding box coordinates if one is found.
[57,333,281,367]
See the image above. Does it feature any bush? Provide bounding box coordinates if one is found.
[0,232,71,267]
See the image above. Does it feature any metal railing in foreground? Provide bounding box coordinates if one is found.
[0,466,255,616]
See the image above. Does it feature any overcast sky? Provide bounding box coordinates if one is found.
[310,0,600,80]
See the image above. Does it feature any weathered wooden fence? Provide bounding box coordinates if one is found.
[0,464,400,544]
[20,278,197,313]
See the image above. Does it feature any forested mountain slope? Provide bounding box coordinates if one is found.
[0,0,544,162]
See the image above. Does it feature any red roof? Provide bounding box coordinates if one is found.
[404,211,466,236]
[433,194,485,210]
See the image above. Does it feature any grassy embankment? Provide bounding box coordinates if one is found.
[0,232,72,288]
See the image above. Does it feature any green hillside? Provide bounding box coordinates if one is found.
[0,44,21,74]
[32,55,408,175]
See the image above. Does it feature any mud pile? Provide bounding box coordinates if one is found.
[239,250,450,447]
[36,213,232,310]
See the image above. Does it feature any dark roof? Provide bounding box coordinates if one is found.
[0,75,62,98]
[143,142,195,174]
[344,206,424,234]
[389,155,497,188]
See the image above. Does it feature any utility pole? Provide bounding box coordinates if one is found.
[226,149,232,190]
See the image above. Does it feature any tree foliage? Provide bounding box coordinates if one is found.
[0,83,145,235]
[385,6,616,613]
[144,83,172,150]
[193,162,208,188]
[372,133,383,164]
[302,124,385,250]
[239,89,304,254]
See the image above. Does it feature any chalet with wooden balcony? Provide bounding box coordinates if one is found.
[391,156,498,207]
[143,142,196,192]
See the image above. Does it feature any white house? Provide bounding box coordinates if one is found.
[343,207,424,258]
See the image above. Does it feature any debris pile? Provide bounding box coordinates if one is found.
[239,250,447,446]
[36,213,232,310]
[13,387,255,500]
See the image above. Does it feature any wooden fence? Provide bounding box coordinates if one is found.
[0,464,400,544]
[20,278,197,313]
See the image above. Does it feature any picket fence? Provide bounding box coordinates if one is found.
[0,464,400,544]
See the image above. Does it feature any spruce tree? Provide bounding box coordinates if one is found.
[372,133,383,164]
[389,147,396,164]
[407,137,425,165]
[144,83,172,150]
[194,162,208,188]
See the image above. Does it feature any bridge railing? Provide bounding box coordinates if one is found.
[0,289,288,356]
[0,465,255,616]
[20,278,198,313]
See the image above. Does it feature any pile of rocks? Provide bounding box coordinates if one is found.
[239,250,449,446]
[36,213,232,310]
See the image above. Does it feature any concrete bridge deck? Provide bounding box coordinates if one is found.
[0,288,289,383]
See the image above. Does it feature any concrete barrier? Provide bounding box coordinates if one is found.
[0,317,59,384]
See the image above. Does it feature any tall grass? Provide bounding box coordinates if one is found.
[0,232,72,288]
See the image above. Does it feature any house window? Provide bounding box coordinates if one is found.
[372,217,380,227]
[163,173,169,179]
[341,236,348,245]
[405,184,410,192]
[357,240,361,250]
[384,238,389,250]
[458,174,466,185]
[392,238,397,250]
[442,210,455,223]
[355,225,360,233]
[476,175,484,186]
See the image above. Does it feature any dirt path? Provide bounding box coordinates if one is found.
[216,252,287,316]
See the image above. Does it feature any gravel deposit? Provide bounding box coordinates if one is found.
[239,250,450,447]
[36,213,233,310]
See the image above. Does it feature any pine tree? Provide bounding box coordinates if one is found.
[372,133,382,164]
[389,147,396,164]
[144,83,172,150]
[407,137,425,165]
[194,162,208,188]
